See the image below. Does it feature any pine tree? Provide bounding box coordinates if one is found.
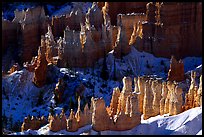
[113,57,117,81]
[49,105,55,116]
[100,55,109,80]
[69,97,74,110]
[36,90,44,106]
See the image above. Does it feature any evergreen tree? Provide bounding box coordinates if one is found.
[100,55,109,80]
[36,90,44,106]
[49,105,55,116]
[113,57,117,81]
[69,97,74,110]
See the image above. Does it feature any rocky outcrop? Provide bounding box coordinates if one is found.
[129,21,143,46]
[137,76,146,113]
[143,80,154,120]
[108,87,120,117]
[160,82,168,115]
[54,78,65,104]
[183,71,198,110]
[49,114,66,132]
[93,77,141,131]
[196,75,202,107]
[8,63,20,74]
[118,13,145,43]
[167,56,185,82]
[20,6,49,63]
[167,81,183,116]
[21,115,47,132]
[133,2,202,59]
[24,74,202,132]
[174,84,183,115]
[98,2,147,25]
[86,2,103,30]
[152,80,162,116]
[32,36,48,87]
[113,14,131,59]
[23,56,38,72]
[67,109,78,132]
[50,2,113,68]
[92,98,111,131]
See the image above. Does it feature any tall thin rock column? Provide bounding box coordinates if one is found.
[160,82,168,115]
[197,75,202,107]
[167,81,176,116]
[152,80,162,116]
[143,80,154,120]
[184,71,198,110]
[164,82,171,114]
[138,76,145,113]
[173,84,183,115]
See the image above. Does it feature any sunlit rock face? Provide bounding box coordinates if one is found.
[21,116,47,132]
[32,36,48,88]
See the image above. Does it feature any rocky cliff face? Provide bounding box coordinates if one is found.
[2,19,19,55]
[98,2,147,25]
[132,2,202,59]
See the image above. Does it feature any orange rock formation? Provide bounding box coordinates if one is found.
[21,115,47,132]
[167,56,185,82]
[132,2,202,59]
[32,36,48,87]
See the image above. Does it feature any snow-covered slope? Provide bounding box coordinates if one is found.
[106,47,202,80]
[10,107,202,135]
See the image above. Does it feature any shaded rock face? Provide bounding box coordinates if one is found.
[18,6,49,63]
[2,19,19,55]
[134,2,202,59]
[86,2,103,30]
[98,2,147,25]
[167,56,185,82]
[32,37,48,87]
[51,6,85,38]
[2,6,49,68]
[183,71,202,111]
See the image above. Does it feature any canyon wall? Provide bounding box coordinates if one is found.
[132,2,202,59]
[97,2,147,25]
